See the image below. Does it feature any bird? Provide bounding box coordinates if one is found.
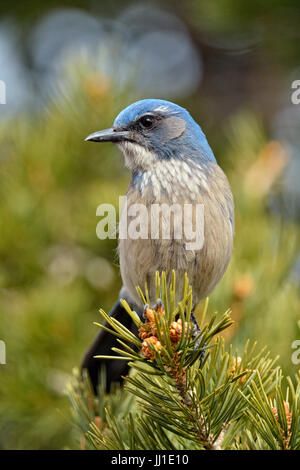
[82,99,234,393]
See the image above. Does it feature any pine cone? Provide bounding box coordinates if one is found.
[141,336,162,360]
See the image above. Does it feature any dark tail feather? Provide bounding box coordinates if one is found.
[81,299,138,394]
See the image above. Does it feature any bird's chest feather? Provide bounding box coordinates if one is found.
[118,160,234,306]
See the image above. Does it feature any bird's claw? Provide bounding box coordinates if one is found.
[142,299,164,321]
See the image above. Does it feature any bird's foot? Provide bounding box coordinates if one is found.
[142,299,163,321]
[142,303,205,365]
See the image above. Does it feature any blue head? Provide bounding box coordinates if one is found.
[85,99,216,171]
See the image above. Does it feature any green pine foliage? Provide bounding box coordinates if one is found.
[69,273,300,450]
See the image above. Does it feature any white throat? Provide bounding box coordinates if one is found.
[117,141,157,171]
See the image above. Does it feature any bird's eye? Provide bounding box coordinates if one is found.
[139,115,155,129]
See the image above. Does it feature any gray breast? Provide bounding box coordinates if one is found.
[118,160,234,308]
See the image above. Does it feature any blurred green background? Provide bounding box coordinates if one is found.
[0,0,299,449]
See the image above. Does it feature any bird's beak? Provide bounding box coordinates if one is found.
[85,127,131,143]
